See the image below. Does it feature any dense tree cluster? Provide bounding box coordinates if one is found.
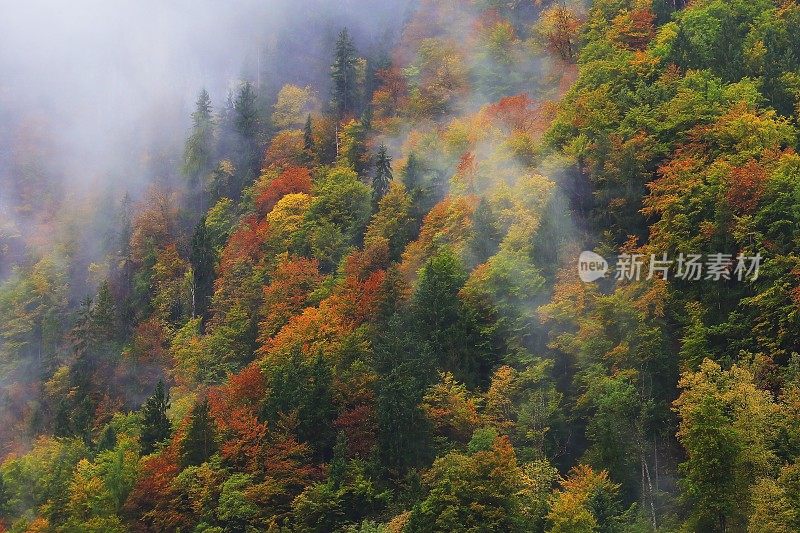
[3,0,800,532]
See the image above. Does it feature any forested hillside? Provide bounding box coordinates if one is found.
[2,0,800,531]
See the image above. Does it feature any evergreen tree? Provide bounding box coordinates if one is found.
[469,198,502,265]
[216,90,237,165]
[114,193,136,335]
[362,57,379,113]
[0,471,8,517]
[71,296,94,362]
[96,423,117,451]
[180,396,216,467]
[302,114,315,164]
[403,152,422,192]
[233,81,261,194]
[92,281,117,342]
[331,28,359,118]
[53,398,73,438]
[189,217,215,322]
[360,105,373,133]
[303,114,314,150]
[262,352,337,459]
[234,82,259,142]
[374,313,434,473]
[372,144,392,207]
[182,89,215,193]
[329,432,348,488]
[413,249,491,387]
[403,152,429,235]
[140,380,172,455]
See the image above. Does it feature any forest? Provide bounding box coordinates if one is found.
[1,0,800,531]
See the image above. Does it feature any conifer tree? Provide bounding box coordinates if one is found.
[331,28,358,118]
[183,89,215,191]
[189,217,215,322]
[180,396,216,467]
[140,380,172,455]
[233,81,261,193]
[302,114,315,165]
[469,198,502,265]
[403,152,428,233]
[0,472,8,517]
[92,281,117,342]
[329,432,348,488]
[403,152,422,192]
[373,144,392,206]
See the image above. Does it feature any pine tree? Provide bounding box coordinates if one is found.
[140,380,172,455]
[330,432,348,488]
[189,217,215,322]
[403,152,428,233]
[361,105,373,133]
[262,352,336,459]
[180,396,216,467]
[183,89,215,191]
[96,423,117,451]
[469,198,502,265]
[234,82,259,142]
[403,152,422,192]
[363,57,379,113]
[0,471,8,517]
[374,313,433,472]
[373,144,392,206]
[331,28,358,118]
[233,81,261,193]
[302,114,315,165]
[72,296,94,359]
[92,281,117,342]
[114,193,136,336]
[216,90,237,164]
[413,249,489,387]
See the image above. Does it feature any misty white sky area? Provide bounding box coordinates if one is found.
[0,0,410,196]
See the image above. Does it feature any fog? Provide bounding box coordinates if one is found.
[0,0,411,276]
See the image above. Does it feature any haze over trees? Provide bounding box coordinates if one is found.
[2,0,800,532]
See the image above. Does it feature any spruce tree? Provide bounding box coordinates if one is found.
[233,81,261,193]
[403,152,422,192]
[234,82,259,142]
[180,396,216,467]
[469,198,502,265]
[331,28,358,118]
[140,380,172,455]
[92,281,117,342]
[216,90,237,166]
[374,313,433,472]
[403,152,427,237]
[373,144,392,206]
[189,217,215,322]
[329,432,348,487]
[97,423,117,451]
[183,89,215,190]
[0,472,8,517]
[302,114,315,164]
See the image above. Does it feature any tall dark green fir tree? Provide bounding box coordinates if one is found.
[140,380,172,455]
[331,28,359,119]
[373,144,392,207]
[180,396,216,467]
[189,217,215,323]
[233,81,261,194]
[302,114,315,165]
[183,89,215,196]
[92,281,117,343]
